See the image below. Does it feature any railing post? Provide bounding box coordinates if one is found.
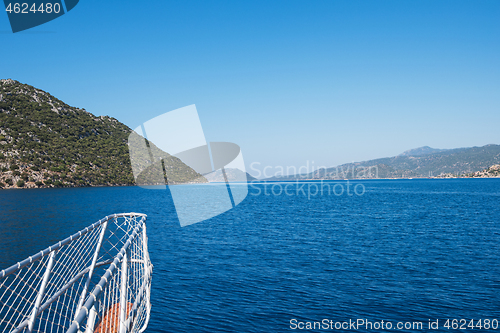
[142,223,151,307]
[119,252,128,333]
[140,223,152,333]
[74,220,109,320]
[28,250,57,332]
[84,305,98,333]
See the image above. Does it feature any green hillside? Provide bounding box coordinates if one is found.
[0,79,205,189]
[335,145,500,178]
[265,145,500,180]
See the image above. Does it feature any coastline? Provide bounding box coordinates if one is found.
[2,175,499,190]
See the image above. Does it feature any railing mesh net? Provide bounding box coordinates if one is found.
[0,213,152,333]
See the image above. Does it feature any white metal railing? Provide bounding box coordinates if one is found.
[0,213,152,333]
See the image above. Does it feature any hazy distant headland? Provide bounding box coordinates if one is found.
[203,168,257,183]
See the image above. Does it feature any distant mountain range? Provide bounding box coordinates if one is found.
[398,146,450,157]
[265,144,500,180]
[0,79,205,189]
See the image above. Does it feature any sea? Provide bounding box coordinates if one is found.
[0,179,499,332]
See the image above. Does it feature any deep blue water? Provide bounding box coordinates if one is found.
[1,179,499,332]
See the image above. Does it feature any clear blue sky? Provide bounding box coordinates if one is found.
[2,0,499,177]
